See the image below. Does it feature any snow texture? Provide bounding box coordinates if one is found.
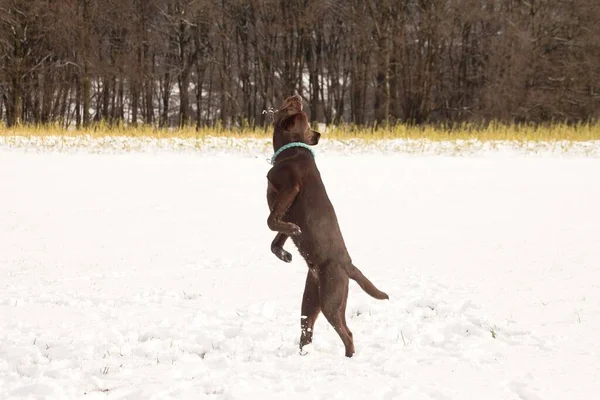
[1,138,599,399]
[2,135,600,158]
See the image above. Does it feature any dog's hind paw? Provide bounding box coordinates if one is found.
[299,344,314,356]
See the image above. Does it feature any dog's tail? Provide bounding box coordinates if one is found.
[347,264,389,300]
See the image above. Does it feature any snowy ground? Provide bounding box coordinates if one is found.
[1,139,600,399]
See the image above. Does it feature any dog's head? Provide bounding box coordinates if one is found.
[272,95,321,151]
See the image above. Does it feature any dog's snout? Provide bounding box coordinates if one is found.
[310,131,321,145]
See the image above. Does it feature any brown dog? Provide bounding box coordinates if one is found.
[266,95,389,357]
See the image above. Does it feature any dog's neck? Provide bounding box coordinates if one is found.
[273,137,296,152]
[272,137,285,152]
[270,142,315,165]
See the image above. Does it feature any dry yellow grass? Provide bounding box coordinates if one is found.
[324,122,600,142]
[1,121,600,142]
[0,123,265,140]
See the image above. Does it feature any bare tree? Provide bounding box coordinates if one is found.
[0,0,598,128]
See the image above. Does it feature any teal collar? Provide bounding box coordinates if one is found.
[270,142,316,165]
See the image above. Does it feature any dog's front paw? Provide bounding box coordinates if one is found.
[273,247,292,263]
[280,251,292,263]
[288,224,302,236]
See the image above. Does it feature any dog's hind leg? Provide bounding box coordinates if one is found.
[271,233,292,263]
[319,267,355,357]
[300,270,321,352]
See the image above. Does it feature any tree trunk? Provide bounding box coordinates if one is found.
[195,65,204,129]
[131,78,139,126]
[179,71,190,127]
[374,34,390,124]
[161,72,170,127]
[75,74,81,128]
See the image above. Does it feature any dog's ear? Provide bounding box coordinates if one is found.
[280,114,298,132]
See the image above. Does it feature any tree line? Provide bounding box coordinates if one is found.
[0,0,599,129]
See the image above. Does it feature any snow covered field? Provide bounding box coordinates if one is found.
[1,139,599,399]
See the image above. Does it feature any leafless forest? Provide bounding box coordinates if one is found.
[0,0,599,129]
